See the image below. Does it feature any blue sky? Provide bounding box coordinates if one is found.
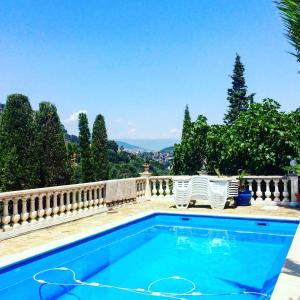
[0,0,299,139]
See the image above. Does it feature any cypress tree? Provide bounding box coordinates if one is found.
[34,102,70,187]
[172,105,192,175]
[182,105,192,140]
[0,94,38,191]
[224,54,254,125]
[78,113,94,182]
[91,114,109,180]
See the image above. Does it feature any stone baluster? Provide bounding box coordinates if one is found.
[12,197,21,228]
[158,180,164,197]
[152,180,158,198]
[45,193,52,220]
[29,195,38,224]
[165,179,171,198]
[37,193,45,222]
[78,189,83,211]
[58,191,66,216]
[21,196,29,226]
[100,185,105,207]
[88,187,94,209]
[94,187,99,208]
[247,179,255,203]
[282,179,289,205]
[264,179,272,204]
[256,180,263,203]
[72,190,78,214]
[1,198,11,231]
[52,192,59,217]
[65,191,72,215]
[273,179,281,205]
[82,189,88,210]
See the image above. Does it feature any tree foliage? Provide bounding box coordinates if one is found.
[276,0,300,64]
[91,114,109,180]
[0,94,37,191]
[224,54,254,125]
[78,113,94,182]
[34,102,70,187]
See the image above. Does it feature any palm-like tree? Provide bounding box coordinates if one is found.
[276,0,300,64]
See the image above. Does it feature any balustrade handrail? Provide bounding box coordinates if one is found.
[0,177,142,199]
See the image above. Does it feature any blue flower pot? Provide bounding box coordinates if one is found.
[236,190,252,206]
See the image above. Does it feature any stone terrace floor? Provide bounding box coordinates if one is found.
[1,200,299,258]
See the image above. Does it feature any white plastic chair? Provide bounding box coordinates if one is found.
[173,178,191,208]
[227,180,239,198]
[208,181,229,209]
[190,176,210,202]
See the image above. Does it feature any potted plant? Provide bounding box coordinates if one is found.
[236,169,252,206]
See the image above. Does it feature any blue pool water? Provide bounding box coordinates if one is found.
[0,213,298,300]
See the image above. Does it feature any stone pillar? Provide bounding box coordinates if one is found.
[289,174,299,207]
[140,163,152,200]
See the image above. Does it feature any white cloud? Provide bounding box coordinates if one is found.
[63,110,87,124]
[127,121,134,126]
[128,128,137,134]
[169,128,180,134]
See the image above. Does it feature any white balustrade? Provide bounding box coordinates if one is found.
[150,176,173,199]
[244,176,293,206]
[0,178,144,240]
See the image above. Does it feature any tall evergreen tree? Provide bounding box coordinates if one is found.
[91,114,109,180]
[78,113,94,182]
[173,105,192,175]
[182,105,192,140]
[35,102,70,187]
[224,54,254,125]
[0,94,38,191]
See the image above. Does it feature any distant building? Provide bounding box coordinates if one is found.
[0,102,4,113]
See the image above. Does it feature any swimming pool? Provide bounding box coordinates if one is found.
[0,213,298,300]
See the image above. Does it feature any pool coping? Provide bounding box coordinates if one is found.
[0,210,299,299]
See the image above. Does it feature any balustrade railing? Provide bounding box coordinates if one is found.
[0,178,145,240]
[0,172,298,240]
[243,175,297,206]
[150,176,173,199]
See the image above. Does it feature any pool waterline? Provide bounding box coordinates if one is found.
[0,211,299,300]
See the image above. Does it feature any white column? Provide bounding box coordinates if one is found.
[12,197,21,228]
[152,180,157,198]
[21,196,29,226]
[289,174,299,207]
[52,192,59,217]
[139,171,152,200]
[65,191,72,215]
[282,179,289,205]
[256,180,263,203]
[29,195,38,224]
[45,193,52,220]
[165,179,171,197]
[248,179,255,203]
[264,179,273,205]
[273,179,281,205]
[158,179,164,197]
[2,199,11,231]
[37,193,45,222]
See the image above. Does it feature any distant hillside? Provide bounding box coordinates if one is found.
[120,139,179,151]
[116,141,148,152]
[160,146,174,154]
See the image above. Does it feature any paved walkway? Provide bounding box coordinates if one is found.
[1,200,299,258]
